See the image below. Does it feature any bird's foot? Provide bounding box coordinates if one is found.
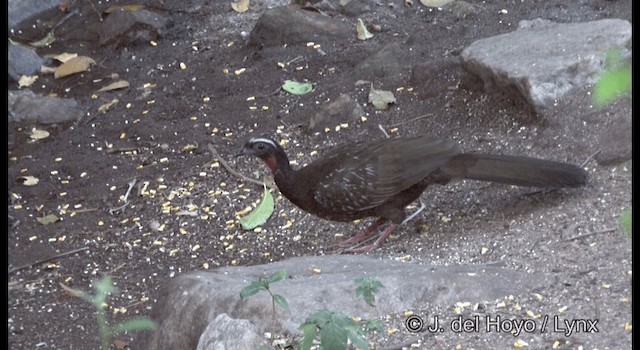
[332,218,386,248]
[343,223,399,253]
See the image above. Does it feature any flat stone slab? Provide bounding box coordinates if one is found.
[147,255,553,350]
[460,18,631,114]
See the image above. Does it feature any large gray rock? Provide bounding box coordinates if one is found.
[146,255,552,349]
[460,18,632,114]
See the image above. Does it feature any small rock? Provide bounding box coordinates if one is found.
[8,41,45,81]
[99,9,169,46]
[352,42,410,82]
[249,6,350,47]
[197,314,272,350]
[596,114,632,166]
[306,94,364,133]
[9,90,85,124]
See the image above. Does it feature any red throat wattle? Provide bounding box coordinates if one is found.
[262,155,278,172]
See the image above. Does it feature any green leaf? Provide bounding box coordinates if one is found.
[319,315,349,350]
[239,185,275,230]
[111,318,157,335]
[297,322,319,350]
[239,280,268,299]
[269,269,287,283]
[355,276,385,306]
[363,319,383,333]
[593,67,631,107]
[282,80,315,95]
[620,209,631,236]
[272,294,290,312]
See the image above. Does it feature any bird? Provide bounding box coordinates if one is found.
[236,135,587,252]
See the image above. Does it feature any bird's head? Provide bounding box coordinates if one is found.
[236,137,286,173]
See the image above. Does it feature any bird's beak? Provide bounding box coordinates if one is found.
[234,145,252,157]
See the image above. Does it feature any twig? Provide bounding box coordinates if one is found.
[9,247,89,274]
[208,144,276,189]
[388,113,433,128]
[380,336,424,350]
[562,227,616,242]
[581,150,601,168]
[378,124,390,138]
[106,147,139,154]
[109,179,137,214]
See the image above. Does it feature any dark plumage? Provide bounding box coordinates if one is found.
[237,135,587,252]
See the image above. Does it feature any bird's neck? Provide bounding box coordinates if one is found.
[262,151,297,185]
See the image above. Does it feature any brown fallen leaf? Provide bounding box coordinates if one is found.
[18,75,38,88]
[18,175,39,186]
[30,128,50,140]
[99,99,119,113]
[231,0,250,13]
[420,0,453,7]
[54,56,96,79]
[53,52,78,63]
[37,214,59,225]
[96,80,130,93]
[104,5,144,13]
[356,19,374,41]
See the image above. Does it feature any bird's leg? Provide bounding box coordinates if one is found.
[345,223,400,253]
[333,218,386,247]
[345,200,425,253]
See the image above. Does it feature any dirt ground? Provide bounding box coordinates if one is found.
[8,1,632,349]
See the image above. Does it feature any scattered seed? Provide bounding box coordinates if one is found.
[150,40,157,46]
[234,68,246,75]
[558,305,568,313]
[179,62,187,70]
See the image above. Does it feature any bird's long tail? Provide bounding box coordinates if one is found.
[443,153,587,188]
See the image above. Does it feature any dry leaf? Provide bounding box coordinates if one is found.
[96,80,130,93]
[30,32,56,47]
[181,143,198,152]
[40,66,57,74]
[37,214,59,225]
[99,99,119,113]
[30,128,50,140]
[231,0,250,13]
[368,84,396,110]
[420,0,453,7]
[54,56,96,79]
[53,52,78,63]
[18,176,39,186]
[18,75,38,88]
[105,5,144,13]
[356,19,374,40]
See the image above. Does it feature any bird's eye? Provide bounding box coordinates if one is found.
[256,143,265,150]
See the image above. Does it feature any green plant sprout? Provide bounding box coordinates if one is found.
[298,309,370,350]
[354,276,385,307]
[60,275,156,350]
[240,269,290,315]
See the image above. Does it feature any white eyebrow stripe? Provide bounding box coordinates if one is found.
[249,137,277,147]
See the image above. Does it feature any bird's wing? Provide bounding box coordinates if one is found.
[310,137,461,213]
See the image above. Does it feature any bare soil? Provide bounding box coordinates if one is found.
[8,1,632,349]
